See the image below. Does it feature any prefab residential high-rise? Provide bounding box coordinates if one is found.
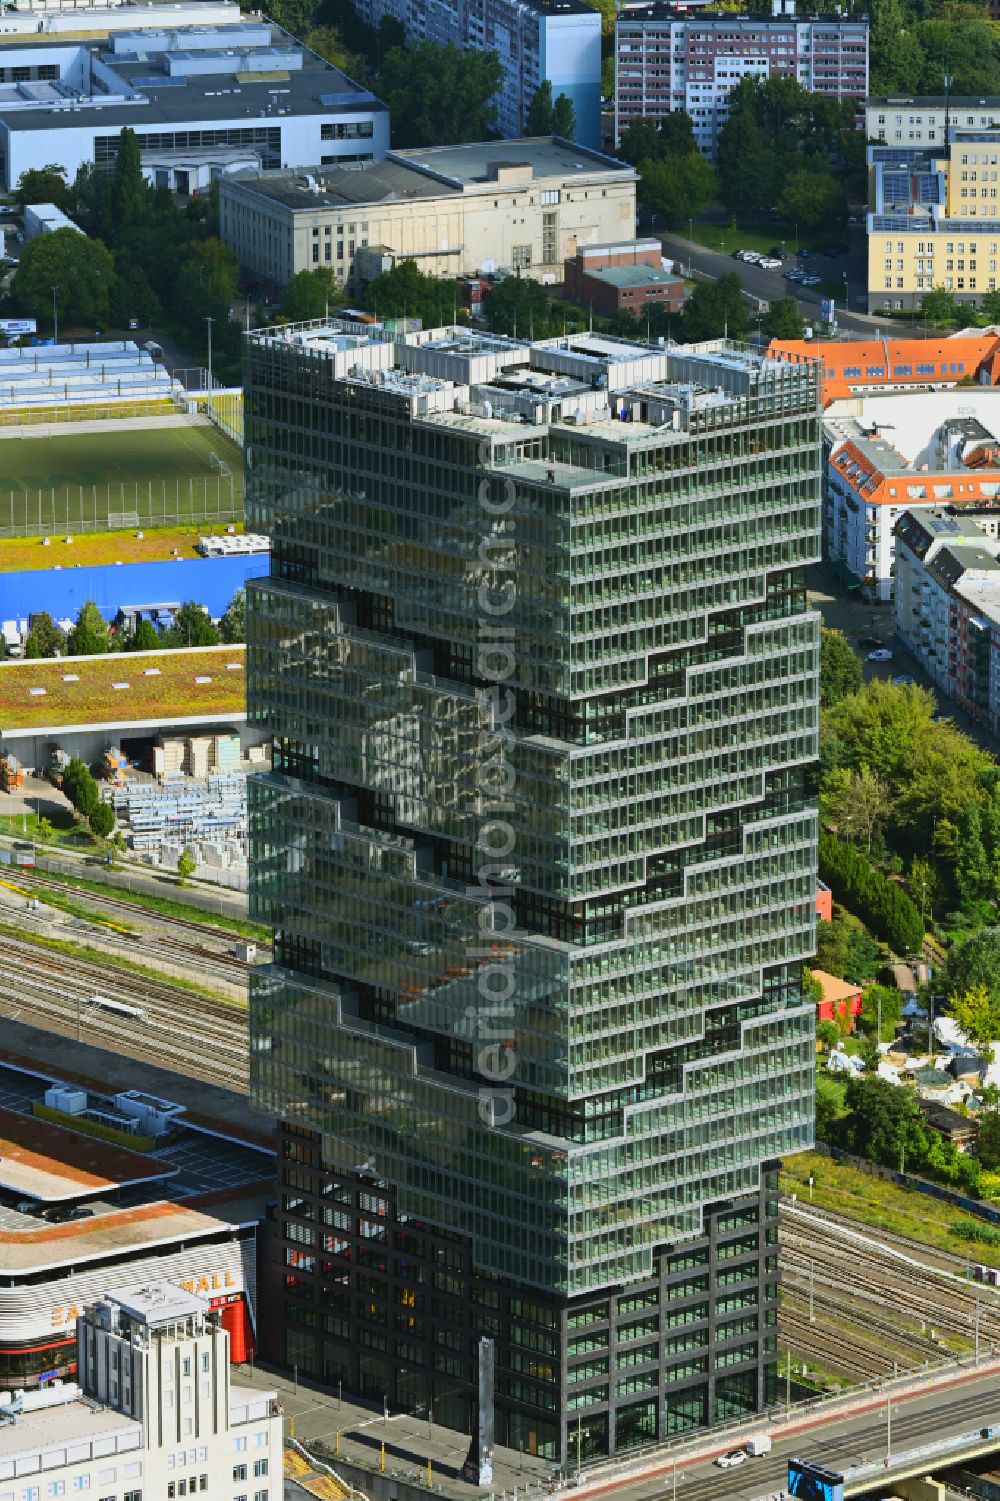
[245,325,820,1464]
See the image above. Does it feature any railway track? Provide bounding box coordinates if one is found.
[778,1199,1000,1383]
[0,929,248,1091]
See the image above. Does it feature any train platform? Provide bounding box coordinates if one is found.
[0,1014,274,1145]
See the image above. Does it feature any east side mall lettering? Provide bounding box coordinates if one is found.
[52,1271,238,1327]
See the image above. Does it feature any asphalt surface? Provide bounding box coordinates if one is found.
[657,229,882,336]
[807,561,1000,756]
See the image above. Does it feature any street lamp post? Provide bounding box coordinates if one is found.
[50,285,58,345]
[205,315,215,418]
[842,272,849,319]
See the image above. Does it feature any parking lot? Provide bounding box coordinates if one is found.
[732,246,826,293]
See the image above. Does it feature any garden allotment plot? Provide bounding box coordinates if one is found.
[0,426,244,537]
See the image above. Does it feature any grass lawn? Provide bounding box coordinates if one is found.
[782,1150,1000,1267]
[0,806,94,851]
[0,426,243,496]
[0,644,245,730]
[688,218,803,256]
[0,523,245,573]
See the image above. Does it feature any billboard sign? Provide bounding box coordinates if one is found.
[0,318,36,335]
[821,298,836,326]
[788,1459,845,1501]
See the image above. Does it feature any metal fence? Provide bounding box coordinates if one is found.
[0,475,241,539]
[0,396,182,429]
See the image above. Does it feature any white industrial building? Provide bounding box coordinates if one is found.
[0,1285,282,1501]
[0,2,388,193]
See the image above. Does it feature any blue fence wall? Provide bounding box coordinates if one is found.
[0,553,269,624]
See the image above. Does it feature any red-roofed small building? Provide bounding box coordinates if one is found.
[812,969,863,1031]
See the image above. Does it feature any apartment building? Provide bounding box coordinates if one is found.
[0,1285,281,1501]
[768,333,1000,406]
[823,388,1000,601]
[866,96,1000,147]
[615,0,869,157]
[895,507,1000,730]
[245,323,820,1462]
[220,138,636,289]
[867,128,1000,310]
[347,0,601,148]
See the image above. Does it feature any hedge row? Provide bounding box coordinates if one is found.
[819,831,924,956]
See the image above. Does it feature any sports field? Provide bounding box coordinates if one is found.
[0,424,244,537]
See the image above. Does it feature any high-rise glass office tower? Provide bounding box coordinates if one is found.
[245,326,820,1465]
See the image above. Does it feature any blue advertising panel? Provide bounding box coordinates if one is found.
[788,1459,845,1501]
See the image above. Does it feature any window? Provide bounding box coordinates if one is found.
[253,1436,268,1451]
[124,1492,142,1501]
[233,1470,247,1484]
[254,1492,268,1501]
[182,1359,191,1377]
[73,1484,90,1494]
[252,1465,267,1481]
[200,1354,210,1373]
[234,1441,248,1455]
[49,1485,66,1497]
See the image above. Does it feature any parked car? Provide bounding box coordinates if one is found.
[892,674,915,686]
[785,269,806,281]
[859,635,882,650]
[715,1450,748,1469]
[43,1204,93,1223]
[801,275,822,286]
[768,246,788,260]
[868,648,893,662]
[741,250,762,263]
[759,257,783,269]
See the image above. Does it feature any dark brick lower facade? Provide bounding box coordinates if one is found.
[260,1123,780,1466]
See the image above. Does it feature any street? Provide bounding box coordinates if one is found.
[656,228,880,336]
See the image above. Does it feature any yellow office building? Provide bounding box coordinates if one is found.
[867,130,1000,311]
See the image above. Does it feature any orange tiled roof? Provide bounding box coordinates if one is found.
[811,969,862,1005]
[830,438,1000,507]
[768,335,1000,405]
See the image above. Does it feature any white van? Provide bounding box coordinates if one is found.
[746,1435,772,1457]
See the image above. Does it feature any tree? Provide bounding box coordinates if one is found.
[219,589,246,644]
[177,848,197,886]
[820,627,862,708]
[173,237,239,333]
[639,152,716,226]
[819,831,924,954]
[945,928,1000,1010]
[365,259,460,327]
[109,261,161,330]
[110,127,148,233]
[89,801,116,838]
[485,276,551,337]
[777,168,847,231]
[762,296,805,341]
[124,618,161,652]
[280,268,341,323]
[821,765,890,851]
[378,43,501,148]
[163,601,219,648]
[526,79,557,135]
[67,601,109,657]
[817,1019,841,1051]
[950,984,1000,1063]
[658,110,697,158]
[859,983,902,1043]
[842,1073,930,1170]
[304,23,362,76]
[23,612,65,659]
[552,92,576,141]
[978,1110,1000,1170]
[13,165,72,213]
[11,228,116,327]
[955,803,992,907]
[682,272,748,342]
[62,758,100,821]
[619,116,664,167]
[921,285,959,329]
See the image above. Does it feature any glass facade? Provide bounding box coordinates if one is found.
[245,325,821,1463]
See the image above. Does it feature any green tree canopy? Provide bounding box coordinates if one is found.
[681,272,748,341]
[24,612,65,659]
[89,801,116,838]
[658,110,697,157]
[365,259,459,327]
[485,277,552,338]
[552,92,576,141]
[109,261,161,329]
[527,79,557,135]
[11,229,116,326]
[220,589,246,644]
[639,152,716,225]
[67,601,109,657]
[378,42,500,147]
[125,619,161,652]
[110,127,148,234]
[62,758,100,820]
[13,165,72,213]
[950,984,1000,1062]
[820,627,863,707]
[762,296,805,341]
[619,116,664,167]
[280,268,341,322]
[921,285,960,328]
[778,168,848,231]
[163,602,219,648]
[842,1073,929,1169]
